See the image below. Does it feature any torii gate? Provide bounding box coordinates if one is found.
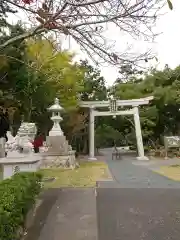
[79,96,153,161]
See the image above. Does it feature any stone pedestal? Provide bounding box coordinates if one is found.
[41,135,76,169]
[45,135,70,155]
[0,155,42,179]
[41,150,77,169]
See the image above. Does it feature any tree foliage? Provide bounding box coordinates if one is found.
[0,23,108,153]
[1,6,179,154]
[95,124,121,149]
[65,60,108,152]
[25,38,84,110]
[111,65,180,148]
[0,24,86,134]
[79,60,107,101]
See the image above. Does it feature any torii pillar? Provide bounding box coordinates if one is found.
[133,106,148,161]
[88,107,97,160]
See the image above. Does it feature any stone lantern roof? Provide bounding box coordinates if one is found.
[47,98,64,112]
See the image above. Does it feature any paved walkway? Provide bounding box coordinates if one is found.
[132,157,180,169]
[25,152,180,240]
[97,187,180,240]
[25,188,97,240]
[99,154,180,188]
[97,153,180,239]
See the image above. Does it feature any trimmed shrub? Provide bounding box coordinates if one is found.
[0,172,42,240]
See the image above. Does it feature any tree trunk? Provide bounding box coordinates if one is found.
[24,98,32,122]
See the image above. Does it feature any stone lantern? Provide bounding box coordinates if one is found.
[41,98,77,169]
[47,98,64,136]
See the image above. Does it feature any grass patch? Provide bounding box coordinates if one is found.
[40,161,111,188]
[155,165,180,181]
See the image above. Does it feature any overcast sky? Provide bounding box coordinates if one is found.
[9,0,180,86]
[60,0,180,86]
[103,0,180,86]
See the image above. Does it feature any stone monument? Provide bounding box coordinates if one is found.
[41,98,77,169]
[0,122,42,179]
[164,136,180,159]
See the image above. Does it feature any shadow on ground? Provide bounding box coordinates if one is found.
[25,188,97,240]
[24,189,61,240]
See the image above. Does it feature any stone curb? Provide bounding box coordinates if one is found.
[21,196,43,240]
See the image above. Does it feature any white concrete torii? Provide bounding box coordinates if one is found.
[79,96,154,161]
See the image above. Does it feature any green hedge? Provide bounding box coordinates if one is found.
[0,172,43,240]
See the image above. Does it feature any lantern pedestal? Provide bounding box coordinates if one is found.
[45,135,70,155]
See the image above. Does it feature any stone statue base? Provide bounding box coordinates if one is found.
[41,135,77,169]
[40,151,78,169]
[0,154,42,179]
[45,135,70,155]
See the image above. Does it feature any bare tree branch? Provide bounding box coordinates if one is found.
[0,27,45,49]
[67,0,107,7]
[0,0,166,65]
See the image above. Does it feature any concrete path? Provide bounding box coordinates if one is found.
[25,188,97,240]
[96,152,180,239]
[132,157,180,169]
[25,151,180,240]
[98,152,180,188]
[97,187,180,240]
